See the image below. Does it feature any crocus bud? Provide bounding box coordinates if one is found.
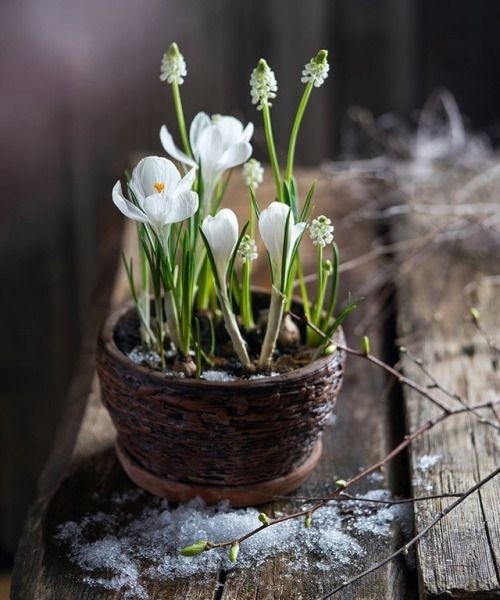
[304,513,312,528]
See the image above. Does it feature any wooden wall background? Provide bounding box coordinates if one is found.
[1,0,499,558]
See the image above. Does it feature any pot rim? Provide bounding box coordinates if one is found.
[99,298,345,389]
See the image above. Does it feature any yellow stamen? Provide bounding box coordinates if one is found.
[153,182,165,193]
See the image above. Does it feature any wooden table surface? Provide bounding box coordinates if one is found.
[11,169,499,599]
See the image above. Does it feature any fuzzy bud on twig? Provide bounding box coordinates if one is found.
[179,540,209,556]
[470,307,480,323]
[228,542,240,563]
[258,512,271,526]
[361,336,371,355]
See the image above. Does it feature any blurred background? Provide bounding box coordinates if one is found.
[1,0,499,578]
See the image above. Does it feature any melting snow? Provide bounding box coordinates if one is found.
[55,489,401,599]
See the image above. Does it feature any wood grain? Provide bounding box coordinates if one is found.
[397,211,500,598]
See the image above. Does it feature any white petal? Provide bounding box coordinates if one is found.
[197,126,224,173]
[240,122,254,144]
[216,142,253,173]
[189,112,211,159]
[160,125,197,168]
[201,208,238,281]
[163,190,199,224]
[175,167,197,195]
[214,116,244,147]
[112,181,148,223]
[132,156,182,199]
[142,193,169,229]
[259,202,287,264]
[259,202,290,275]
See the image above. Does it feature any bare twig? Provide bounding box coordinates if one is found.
[316,465,500,599]
[402,347,500,430]
[291,311,499,430]
[201,399,497,553]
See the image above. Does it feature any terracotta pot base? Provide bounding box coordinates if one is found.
[116,438,323,507]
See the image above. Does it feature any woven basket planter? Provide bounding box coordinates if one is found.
[97,297,346,506]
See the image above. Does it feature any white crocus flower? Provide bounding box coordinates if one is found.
[112,156,198,231]
[160,112,253,208]
[259,201,306,288]
[201,209,251,368]
[201,208,239,284]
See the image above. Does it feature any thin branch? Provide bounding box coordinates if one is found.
[402,347,500,430]
[316,465,500,599]
[336,491,462,506]
[290,311,500,430]
[202,399,497,553]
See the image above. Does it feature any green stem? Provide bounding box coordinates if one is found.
[138,237,151,346]
[154,294,166,368]
[285,82,313,183]
[196,255,213,311]
[241,261,254,329]
[322,241,340,330]
[164,290,183,353]
[284,256,298,309]
[296,258,311,322]
[171,81,191,157]
[312,245,325,325]
[258,287,285,369]
[262,104,282,201]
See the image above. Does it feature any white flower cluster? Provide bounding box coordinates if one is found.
[238,235,258,263]
[301,50,330,88]
[309,215,334,247]
[159,43,187,85]
[243,159,264,190]
[250,59,278,110]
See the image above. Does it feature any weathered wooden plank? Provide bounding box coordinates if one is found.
[397,210,500,598]
[12,170,408,599]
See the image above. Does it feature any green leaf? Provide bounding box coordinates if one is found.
[249,186,261,219]
[199,226,222,291]
[299,179,317,222]
[227,221,249,285]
